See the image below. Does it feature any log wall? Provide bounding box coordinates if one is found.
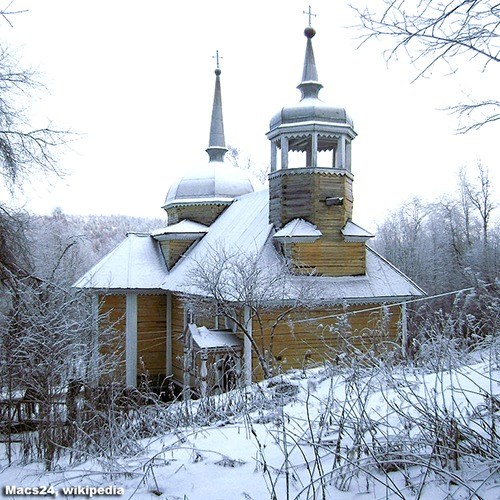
[166,204,228,227]
[160,240,194,270]
[98,294,126,382]
[269,169,366,276]
[136,295,167,377]
[269,170,353,236]
[251,304,402,380]
[292,240,365,276]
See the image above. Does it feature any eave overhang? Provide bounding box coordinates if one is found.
[162,198,234,211]
[266,120,357,141]
[341,220,375,243]
[152,220,209,242]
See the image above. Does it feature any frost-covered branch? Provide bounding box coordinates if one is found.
[184,244,321,378]
[352,0,500,131]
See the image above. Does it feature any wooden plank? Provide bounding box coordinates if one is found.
[250,304,402,381]
[135,295,167,377]
[292,239,366,276]
[98,294,126,383]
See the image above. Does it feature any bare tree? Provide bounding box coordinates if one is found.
[374,167,499,296]
[374,197,430,284]
[184,245,320,379]
[0,270,96,467]
[352,0,500,132]
[0,45,67,191]
[0,205,32,280]
[0,42,68,279]
[460,163,496,244]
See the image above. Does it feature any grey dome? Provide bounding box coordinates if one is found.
[163,161,261,209]
[270,98,354,131]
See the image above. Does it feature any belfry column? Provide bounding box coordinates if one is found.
[336,135,346,169]
[280,136,289,169]
[311,132,318,168]
[270,141,277,172]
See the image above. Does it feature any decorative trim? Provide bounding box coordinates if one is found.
[162,198,233,210]
[269,167,354,181]
[267,121,357,140]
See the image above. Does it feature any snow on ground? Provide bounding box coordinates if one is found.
[1,351,499,500]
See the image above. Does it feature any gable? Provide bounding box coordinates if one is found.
[161,189,274,294]
[72,233,168,290]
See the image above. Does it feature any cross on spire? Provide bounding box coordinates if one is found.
[213,50,222,69]
[303,5,316,27]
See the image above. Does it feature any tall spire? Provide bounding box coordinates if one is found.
[297,20,323,100]
[206,50,227,162]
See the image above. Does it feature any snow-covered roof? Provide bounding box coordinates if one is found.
[187,324,242,351]
[287,247,425,304]
[274,218,322,242]
[160,188,424,302]
[73,188,423,302]
[161,189,274,293]
[72,233,168,291]
[151,220,208,241]
[341,220,374,242]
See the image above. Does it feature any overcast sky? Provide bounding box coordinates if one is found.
[3,0,499,230]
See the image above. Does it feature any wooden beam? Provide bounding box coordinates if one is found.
[125,293,138,387]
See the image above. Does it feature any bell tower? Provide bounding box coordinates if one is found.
[267,22,372,276]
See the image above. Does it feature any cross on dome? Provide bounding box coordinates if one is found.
[303,5,316,27]
[213,50,222,71]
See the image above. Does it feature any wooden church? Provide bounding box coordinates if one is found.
[74,23,424,394]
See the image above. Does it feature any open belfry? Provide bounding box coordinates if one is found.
[74,16,424,394]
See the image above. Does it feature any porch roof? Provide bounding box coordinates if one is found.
[188,324,242,351]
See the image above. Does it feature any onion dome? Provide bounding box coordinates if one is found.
[164,63,261,211]
[269,27,353,133]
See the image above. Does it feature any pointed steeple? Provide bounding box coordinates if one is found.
[163,51,260,222]
[206,53,227,162]
[297,27,323,100]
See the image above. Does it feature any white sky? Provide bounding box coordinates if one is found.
[3,0,499,230]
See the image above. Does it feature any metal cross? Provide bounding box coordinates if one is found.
[213,50,222,69]
[303,5,316,27]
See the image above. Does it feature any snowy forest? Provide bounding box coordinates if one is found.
[1,1,500,499]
